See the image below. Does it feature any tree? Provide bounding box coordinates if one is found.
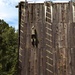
[0,19,18,75]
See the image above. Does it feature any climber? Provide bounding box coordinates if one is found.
[31,25,38,47]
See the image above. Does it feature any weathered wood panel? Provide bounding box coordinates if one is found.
[18,1,75,75]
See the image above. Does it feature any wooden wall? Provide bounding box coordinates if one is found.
[18,1,75,75]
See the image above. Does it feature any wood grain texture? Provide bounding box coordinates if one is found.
[18,1,75,75]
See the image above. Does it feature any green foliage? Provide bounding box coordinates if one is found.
[0,19,18,75]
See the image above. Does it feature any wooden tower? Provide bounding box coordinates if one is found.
[17,1,75,75]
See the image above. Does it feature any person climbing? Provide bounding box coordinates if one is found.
[31,25,38,47]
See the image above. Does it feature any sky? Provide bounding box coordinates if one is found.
[0,0,70,30]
